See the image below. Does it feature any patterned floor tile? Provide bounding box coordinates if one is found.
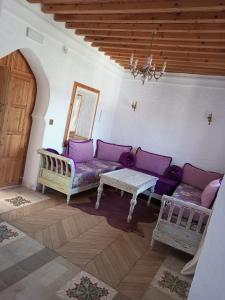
[0,222,25,247]
[56,271,118,300]
[5,196,31,207]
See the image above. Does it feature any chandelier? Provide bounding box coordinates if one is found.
[129,32,167,84]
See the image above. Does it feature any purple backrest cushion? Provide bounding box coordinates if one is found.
[95,140,132,162]
[119,152,136,167]
[201,179,221,208]
[164,165,183,182]
[135,147,172,176]
[64,139,94,163]
[182,163,223,190]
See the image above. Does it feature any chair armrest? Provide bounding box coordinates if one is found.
[38,148,75,178]
[161,195,212,216]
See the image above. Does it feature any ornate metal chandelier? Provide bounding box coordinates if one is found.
[129,32,167,84]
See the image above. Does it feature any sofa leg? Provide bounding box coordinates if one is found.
[67,194,71,205]
[147,193,152,207]
[42,185,46,194]
[150,238,155,250]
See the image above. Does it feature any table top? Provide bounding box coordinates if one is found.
[100,168,158,188]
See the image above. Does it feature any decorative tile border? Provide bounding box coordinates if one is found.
[151,267,191,300]
[57,271,118,300]
[0,222,25,247]
[5,196,31,207]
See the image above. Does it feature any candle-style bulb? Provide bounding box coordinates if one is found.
[162,61,167,73]
[147,54,152,66]
[130,53,134,65]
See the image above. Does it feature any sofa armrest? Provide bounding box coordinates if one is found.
[38,149,75,178]
[158,195,212,232]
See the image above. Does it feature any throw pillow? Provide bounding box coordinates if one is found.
[201,179,221,208]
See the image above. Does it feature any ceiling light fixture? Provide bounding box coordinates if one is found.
[129,32,167,84]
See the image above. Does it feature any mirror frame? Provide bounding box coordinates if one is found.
[63,82,100,145]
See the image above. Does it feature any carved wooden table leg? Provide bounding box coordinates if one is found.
[147,186,155,207]
[95,182,104,209]
[127,192,138,223]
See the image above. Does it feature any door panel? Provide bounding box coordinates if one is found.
[0,51,36,187]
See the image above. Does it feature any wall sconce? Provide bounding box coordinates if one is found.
[207,113,213,125]
[131,101,137,112]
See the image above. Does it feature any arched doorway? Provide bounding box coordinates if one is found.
[0,50,36,187]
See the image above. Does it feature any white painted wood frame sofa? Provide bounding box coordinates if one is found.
[37,149,99,204]
[151,195,212,255]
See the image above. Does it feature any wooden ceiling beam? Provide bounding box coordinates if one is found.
[76,30,225,42]
[109,56,225,65]
[101,48,225,60]
[42,1,225,14]
[66,22,225,33]
[55,11,225,23]
[92,42,225,54]
[85,37,225,49]
[114,59,225,70]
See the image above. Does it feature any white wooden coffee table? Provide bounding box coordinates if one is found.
[95,168,158,223]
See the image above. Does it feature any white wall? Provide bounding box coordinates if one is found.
[188,177,225,300]
[111,74,225,173]
[0,0,123,189]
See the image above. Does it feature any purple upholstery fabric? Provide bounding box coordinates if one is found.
[163,183,203,222]
[182,163,223,190]
[201,179,221,208]
[130,166,178,196]
[164,165,183,182]
[72,158,122,188]
[173,183,202,203]
[45,148,59,155]
[119,152,136,167]
[135,148,172,176]
[95,140,132,162]
[65,139,94,163]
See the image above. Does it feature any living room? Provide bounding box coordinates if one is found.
[0,1,225,300]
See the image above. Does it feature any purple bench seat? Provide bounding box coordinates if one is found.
[72,158,122,188]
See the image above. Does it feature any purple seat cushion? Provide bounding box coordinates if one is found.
[163,183,204,222]
[182,163,223,190]
[201,179,221,208]
[95,140,132,162]
[135,147,172,176]
[173,183,202,204]
[72,159,122,188]
[119,152,136,167]
[64,139,94,163]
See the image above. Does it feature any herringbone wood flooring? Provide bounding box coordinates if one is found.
[8,191,171,300]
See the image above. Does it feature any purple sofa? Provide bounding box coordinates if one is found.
[131,147,183,198]
[172,163,222,209]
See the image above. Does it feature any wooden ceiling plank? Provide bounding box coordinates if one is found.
[66,22,225,33]
[54,11,225,24]
[100,48,225,60]
[92,42,225,53]
[109,56,225,65]
[85,37,225,49]
[76,30,225,42]
[42,1,225,14]
[114,59,225,69]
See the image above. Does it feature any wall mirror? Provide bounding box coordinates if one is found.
[64,82,100,143]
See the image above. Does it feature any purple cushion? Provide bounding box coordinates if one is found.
[201,179,221,208]
[119,152,136,167]
[65,139,94,163]
[164,165,183,182]
[45,148,59,155]
[135,148,172,176]
[155,177,179,196]
[182,163,223,190]
[95,140,132,162]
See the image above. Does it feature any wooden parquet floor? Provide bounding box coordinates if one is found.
[9,191,171,300]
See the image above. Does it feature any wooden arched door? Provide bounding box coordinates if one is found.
[0,50,36,187]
